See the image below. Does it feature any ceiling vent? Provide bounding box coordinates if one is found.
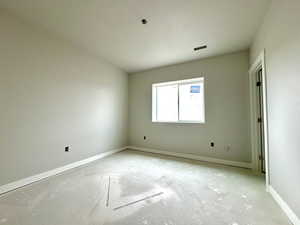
[194,45,207,51]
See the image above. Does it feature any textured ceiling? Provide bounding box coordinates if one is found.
[0,0,270,73]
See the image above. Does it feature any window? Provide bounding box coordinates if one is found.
[152,77,205,123]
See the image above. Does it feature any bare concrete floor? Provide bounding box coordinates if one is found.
[0,150,291,225]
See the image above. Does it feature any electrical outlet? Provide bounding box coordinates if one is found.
[65,146,70,152]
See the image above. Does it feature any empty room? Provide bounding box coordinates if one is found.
[0,0,299,224]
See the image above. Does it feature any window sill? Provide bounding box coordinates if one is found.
[152,121,205,124]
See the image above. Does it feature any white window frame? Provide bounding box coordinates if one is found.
[152,77,205,124]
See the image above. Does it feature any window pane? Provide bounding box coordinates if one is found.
[156,85,178,121]
[179,82,204,122]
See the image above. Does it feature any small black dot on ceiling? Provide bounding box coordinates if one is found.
[141,19,148,24]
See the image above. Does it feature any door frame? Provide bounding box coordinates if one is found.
[249,50,270,191]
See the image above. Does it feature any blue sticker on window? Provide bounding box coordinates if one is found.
[190,85,201,93]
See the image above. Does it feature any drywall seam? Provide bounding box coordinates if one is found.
[0,147,127,195]
[269,186,300,225]
[128,146,252,169]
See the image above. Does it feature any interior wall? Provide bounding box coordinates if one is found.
[250,0,300,218]
[0,11,128,186]
[129,51,251,163]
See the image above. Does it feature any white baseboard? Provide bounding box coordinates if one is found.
[0,147,127,195]
[269,186,300,225]
[128,146,252,169]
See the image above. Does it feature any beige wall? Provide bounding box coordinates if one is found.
[0,11,128,186]
[250,0,300,218]
[129,51,251,163]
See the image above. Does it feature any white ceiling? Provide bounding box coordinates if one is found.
[0,0,270,73]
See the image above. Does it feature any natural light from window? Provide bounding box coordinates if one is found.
[152,77,205,123]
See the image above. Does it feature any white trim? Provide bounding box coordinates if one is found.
[128,146,252,169]
[249,49,270,191]
[152,77,204,87]
[152,120,205,124]
[269,186,300,225]
[0,147,127,195]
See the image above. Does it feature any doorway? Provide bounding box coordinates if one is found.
[256,68,265,173]
[249,50,270,190]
